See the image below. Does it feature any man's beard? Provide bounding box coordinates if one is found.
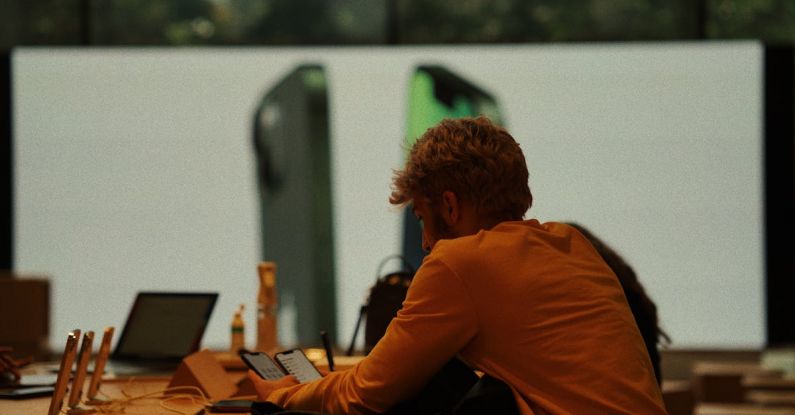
[429,207,453,241]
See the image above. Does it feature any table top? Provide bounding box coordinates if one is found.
[745,376,795,390]
[746,390,795,406]
[696,403,795,415]
[692,361,784,377]
[2,377,225,414]
[2,351,365,414]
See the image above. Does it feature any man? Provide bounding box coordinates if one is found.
[249,116,668,414]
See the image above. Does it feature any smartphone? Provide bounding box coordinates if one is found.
[274,349,322,383]
[240,352,286,381]
[207,399,253,413]
[0,386,55,399]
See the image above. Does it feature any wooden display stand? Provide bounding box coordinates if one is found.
[167,349,238,400]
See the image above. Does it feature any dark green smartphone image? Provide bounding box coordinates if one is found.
[253,65,336,346]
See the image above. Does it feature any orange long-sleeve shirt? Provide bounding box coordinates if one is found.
[268,220,668,414]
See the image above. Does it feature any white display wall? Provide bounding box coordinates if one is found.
[12,42,764,350]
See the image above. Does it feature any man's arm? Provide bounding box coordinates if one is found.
[265,255,479,415]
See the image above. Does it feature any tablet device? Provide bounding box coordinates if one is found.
[113,292,217,364]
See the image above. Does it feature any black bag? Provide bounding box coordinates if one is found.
[347,255,414,355]
[383,359,519,415]
[451,375,519,415]
[383,358,478,415]
[250,401,330,415]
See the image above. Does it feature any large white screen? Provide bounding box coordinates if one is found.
[13,42,764,350]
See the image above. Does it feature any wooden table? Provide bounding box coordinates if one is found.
[2,351,364,414]
[745,377,795,391]
[692,361,784,403]
[746,391,795,407]
[695,403,795,415]
[1,375,260,414]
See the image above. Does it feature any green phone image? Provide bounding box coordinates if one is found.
[403,65,503,268]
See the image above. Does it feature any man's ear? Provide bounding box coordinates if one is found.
[441,191,460,225]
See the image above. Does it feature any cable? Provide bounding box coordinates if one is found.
[63,385,213,415]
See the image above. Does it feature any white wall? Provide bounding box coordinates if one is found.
[12,42,764,351]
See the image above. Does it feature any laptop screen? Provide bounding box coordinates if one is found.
[113,292,218,361]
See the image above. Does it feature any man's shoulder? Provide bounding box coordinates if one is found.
[437,219,572,247]
[428,220,531,259]
[430,219,581,267]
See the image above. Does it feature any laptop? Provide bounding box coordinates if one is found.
[108,292,218,375]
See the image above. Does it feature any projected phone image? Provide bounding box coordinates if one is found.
[47,332,79,415]
[402,66,503,269]
[253,64,336,345]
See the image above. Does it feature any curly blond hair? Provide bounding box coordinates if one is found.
[390,116,532,221]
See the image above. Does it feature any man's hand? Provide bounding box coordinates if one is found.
[247,370,300,400]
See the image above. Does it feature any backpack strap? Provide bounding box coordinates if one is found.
[346,304,367,356]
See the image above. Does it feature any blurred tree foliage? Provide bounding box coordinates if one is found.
[89,0,388,45]
[707,0,795,43]
[0,0,793,48]
[394,0,697,42]
[0,0,83,46]
[92,0,215,44]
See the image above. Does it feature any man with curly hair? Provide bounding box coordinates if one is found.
[250,116,668,415]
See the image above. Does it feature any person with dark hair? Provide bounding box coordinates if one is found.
[567,223,670,385]
[249,116,667,415]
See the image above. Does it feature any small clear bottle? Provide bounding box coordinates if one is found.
[230,304,246,353]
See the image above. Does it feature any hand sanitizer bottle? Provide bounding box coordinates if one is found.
[230,304,246,353]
